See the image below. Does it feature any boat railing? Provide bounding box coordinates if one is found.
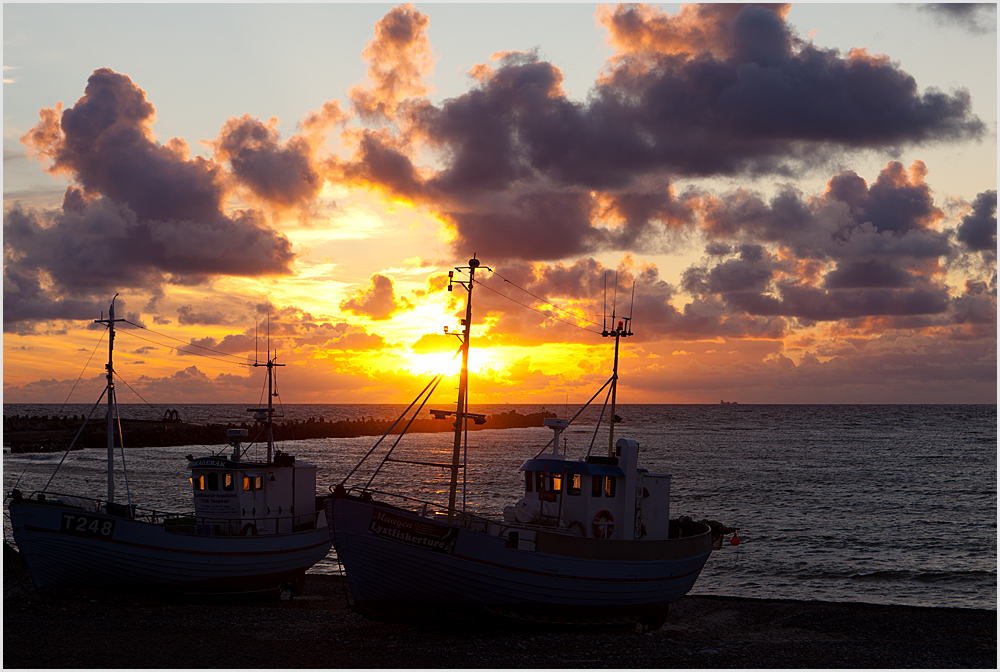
[340,485,584,548]
[14,489,326,536]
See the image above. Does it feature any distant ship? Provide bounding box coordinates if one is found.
[720,399,739,405]
[8,296,332,596]
[329,258,719,628]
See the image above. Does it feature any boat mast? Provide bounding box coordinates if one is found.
[251,354,283,464]
[94,294,126,503]
[247,317,283,464]
[603,313,632,458]
[447,256,480,522]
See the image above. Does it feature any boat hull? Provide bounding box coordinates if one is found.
[330,498,712,624]
[10,499,332,595]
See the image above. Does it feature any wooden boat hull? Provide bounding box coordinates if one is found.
[330,498,713,624]
[9,499,332,595]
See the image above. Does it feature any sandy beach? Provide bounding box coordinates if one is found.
[3,550,995,669]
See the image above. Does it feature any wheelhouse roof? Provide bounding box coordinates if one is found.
[519,457,626,477]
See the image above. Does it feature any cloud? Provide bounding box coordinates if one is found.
[956,190,997,252]
[5,68,297,330]
[340,273,412,320]
[210,114,328,210]
[329,5,983,264]
[177,304,236,326]
[913,4,998,34]
[349,3,435,122]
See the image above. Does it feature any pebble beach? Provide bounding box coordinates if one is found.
[4,551,995,669]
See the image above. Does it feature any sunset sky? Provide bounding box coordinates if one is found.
[3,3,996,406]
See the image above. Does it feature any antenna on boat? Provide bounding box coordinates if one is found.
[602,273,607,334]
[248,312,283,464]
[602,275,633,457]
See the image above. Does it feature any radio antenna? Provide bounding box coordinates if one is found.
[628,281,635,325]
[613,271,619,317]
[602,273,608,334]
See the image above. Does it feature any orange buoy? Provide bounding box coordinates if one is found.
[730,532,740,546]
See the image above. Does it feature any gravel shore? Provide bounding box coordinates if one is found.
[4,552,995,669]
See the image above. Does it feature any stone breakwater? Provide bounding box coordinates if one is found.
[3,409,556,452]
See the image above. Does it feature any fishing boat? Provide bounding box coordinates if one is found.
[329,258,717,627]
[7,296,332,596]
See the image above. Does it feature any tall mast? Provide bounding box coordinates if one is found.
[94,294,126,503]
[248,318,283,464]
[603,310,632,458]
[447,256,480,522]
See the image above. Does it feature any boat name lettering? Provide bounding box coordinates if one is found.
[61,513,115,538]
[369,509,457,555]
[191,458,228,468]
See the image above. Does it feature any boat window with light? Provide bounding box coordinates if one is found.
[223,473,234,491]
[550,473,562,492]
[605,476,617,498]
[568,473,581,495]
[243,474,262,491]
[535,472,544,492]
[193,475,205,491]
[207,472,219,491]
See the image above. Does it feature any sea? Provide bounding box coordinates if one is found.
[4,402,996,611]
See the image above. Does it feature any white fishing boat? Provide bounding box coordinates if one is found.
[8,297,332,596]
[329,258,718,627]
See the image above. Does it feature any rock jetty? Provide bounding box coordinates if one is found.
[4,409,556,452]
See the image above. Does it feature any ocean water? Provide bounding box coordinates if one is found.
[4,403,996,610]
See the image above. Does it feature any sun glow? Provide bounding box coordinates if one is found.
[405,343,504,377]
[407,350,462,376]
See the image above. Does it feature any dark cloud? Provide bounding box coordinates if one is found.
[956,190,997,252]
[676,160,979,324]
[335,5,982,262]
[913,4,997,34]
[340,273,412,320]
[702,162,953,262]
[6,68,297,330]
[827,161,943,235]
[177,305,236,326]
[211,114,326,209]
[823,260,915,290]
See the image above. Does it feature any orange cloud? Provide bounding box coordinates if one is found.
[340,273,413,321]
[350,4,435,122]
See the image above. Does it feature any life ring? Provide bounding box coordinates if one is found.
[242,523,258,536]
[567,520,586,537]
[592,510,615,538]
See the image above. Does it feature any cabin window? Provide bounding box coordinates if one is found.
[223,473,234,491]
[525,472,532,492]
[535,472,545,493]
[207,472,219,491]
[568,474,581,496]
[550,474,562,492]
[243,475,262,491]
[192,475,205,491]
[605,476,617,498]
[591,475,603,497]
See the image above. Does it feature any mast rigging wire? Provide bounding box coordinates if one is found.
[476,278,603,335]
[487,269,603,328]
[120,328,247,366]
[122,320,248,364]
